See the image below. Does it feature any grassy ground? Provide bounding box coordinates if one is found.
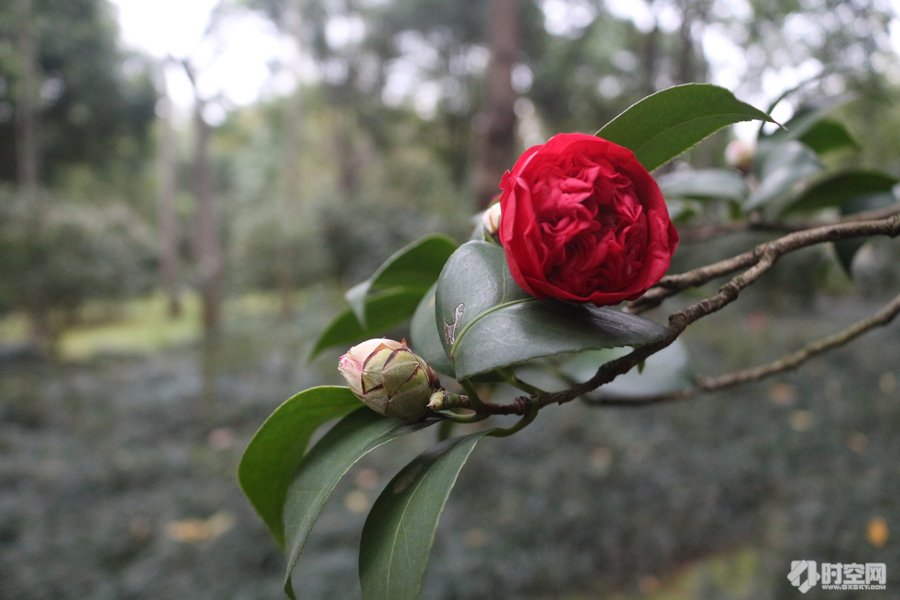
[0,275,897,599]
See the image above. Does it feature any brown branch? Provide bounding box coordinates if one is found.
[677,218,792,242]
[629,213,900,314]
[697,292,900,390]
[677,203,900,243]
[584,291,900,406]
[448,214,900,416]
[455,291,900,415]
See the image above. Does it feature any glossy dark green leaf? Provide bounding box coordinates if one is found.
[834,237,866,278]
[283,409,432,599]
[657,168,748,202]
[796,117,859,155]
[409,284,454,376]
[434,241,528,356]
[833,193,899,277]
[436,242,667,380]
[346,234,458,325]
[237,386,361,547]
[451,301,668,380]
[310,289,423,360]
[782,170,897,215]
[359,430,493,600]
[743,141,822,212]
[596,83,774,171]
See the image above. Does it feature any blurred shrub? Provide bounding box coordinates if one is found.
[318,143,473,284]
[0,186,156,349]
[232,202,333,291]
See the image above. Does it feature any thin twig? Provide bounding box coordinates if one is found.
[696,291,900,391]
[582,292,900,406]
[454,291,900,414]
[677,218,793,242]
[677,203,900,243]
[629,213,900,314]
[450,215,899,416]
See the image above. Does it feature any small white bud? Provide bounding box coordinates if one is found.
[725,139,755,171]
[481,203,502,235]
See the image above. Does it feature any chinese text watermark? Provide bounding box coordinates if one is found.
[788,560,887,593]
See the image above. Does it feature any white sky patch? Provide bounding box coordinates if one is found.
[113,0,219,57]
[710,0,753,22]
[111,0,297,112]
[703,24,747,91]
[604,0,654,32]
[111,0,900,130]
[542,0,597,37]
[325,13,366,49]
[604,0,683,33]
[890,1,900,81]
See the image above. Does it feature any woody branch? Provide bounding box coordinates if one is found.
[450,213,900,416]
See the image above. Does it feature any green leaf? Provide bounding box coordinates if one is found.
[796,117,859,155]
[346,234,458,325]
[833,193,899,277]
[558,340,692,398]
[766,101,859,156]
[782,170,898,216]
[310,289,424,360]
[656,168,748,202]
[283,409,432,599]
[237,386,361,547]
[596,83,774,172]
[409,283,454,376]
[436,242,667,380]
[754,70,847,139]
[359,430,493,600]
[450,302,668,381]
[834,237,866,278]
[743,140,822,213]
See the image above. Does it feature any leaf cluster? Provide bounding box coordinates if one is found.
[239,84,858,599]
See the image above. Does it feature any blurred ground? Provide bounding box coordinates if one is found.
[0,266,898,600]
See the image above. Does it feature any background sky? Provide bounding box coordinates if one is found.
[110,0,900,136]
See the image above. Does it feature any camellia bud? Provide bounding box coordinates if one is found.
[481,202,502,235]
[725,138,755,173]
[338,338,440,421]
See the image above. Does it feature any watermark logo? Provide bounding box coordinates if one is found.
[788,560,887,593]
[788,560,819,594]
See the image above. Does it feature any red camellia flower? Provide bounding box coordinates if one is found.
[498,132,679,306]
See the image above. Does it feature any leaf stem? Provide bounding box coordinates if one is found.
[500,369,548,395]
[489,398,539,438]
[459,380,488,412]
[435,410,489,424]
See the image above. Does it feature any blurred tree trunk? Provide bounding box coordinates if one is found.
[155,69,182,318]
[15,0,47,352]
[15,0,39,200]
[676,0,697,84]
[192,106,222,336]
[275,87,302,320]
[333,63,363,203]
[182,61,222,338]
[675,0,709,85]
[275,1,305,320]
[641,23,660,95]
[676,1,717,167]
[473,0,520,209]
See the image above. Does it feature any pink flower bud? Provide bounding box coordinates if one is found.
[338,338,440,421]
